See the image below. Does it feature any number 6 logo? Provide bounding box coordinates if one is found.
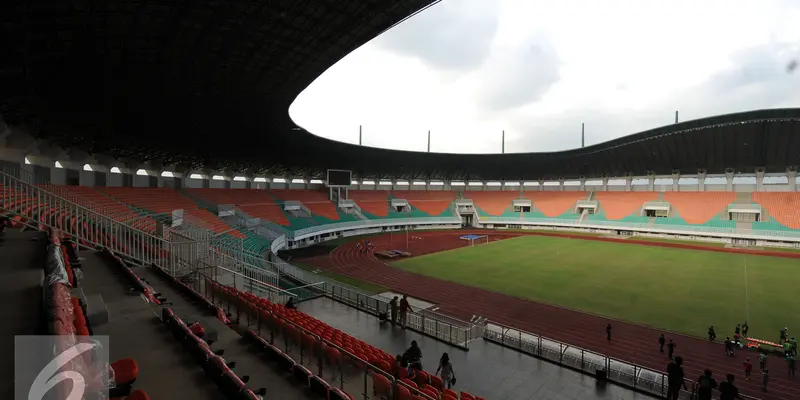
[28,342,96,400]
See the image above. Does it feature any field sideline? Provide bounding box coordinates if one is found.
[391,235,797,340]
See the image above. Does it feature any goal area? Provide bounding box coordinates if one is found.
[460,234,489,247]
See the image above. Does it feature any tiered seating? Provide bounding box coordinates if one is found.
[350,190,391,217]
[45,185,158,232]
[207,281,485,400]
[272,189,345,222]
[402,191,456,216]
[594,192,658,220]
[464,191,521,216]
[753,192,800,229]
[525,192,587,217]
[101,188,244,236]
[662,192,735,224]
[195,189,290,227]
[45,230,144,399]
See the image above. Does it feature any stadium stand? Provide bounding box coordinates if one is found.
[525,191,587,218]
[100,188,244,236]
[271,189,350,223]
[752,192,800,229]
[593,192,659,220]
[188,188,291,227]
[661,192,736,225]
[403,191,457,216]
[349,190,391,217]
[464,191,522,216]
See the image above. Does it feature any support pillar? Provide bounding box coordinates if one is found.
[755,168,765,192]
[648,173,656,192]
[672,171,680,192]
[538,180,544,191]
[625,176,632,191]
[725,169,734,191]
[697,170,707,191]
[788,167,797,192]
[579,177,586,191]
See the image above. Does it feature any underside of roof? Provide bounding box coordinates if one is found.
[1,1,799,180]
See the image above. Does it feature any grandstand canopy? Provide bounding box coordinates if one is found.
[2,1,800,180]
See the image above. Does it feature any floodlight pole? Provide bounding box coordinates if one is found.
[359,125,362,145]
[406,226,409,249]
[427,130,431,152]
[581,123,585,148]
[675,111,679,124]
[502,130,505,153]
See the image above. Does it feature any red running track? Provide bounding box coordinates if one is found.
[299,230,799,399]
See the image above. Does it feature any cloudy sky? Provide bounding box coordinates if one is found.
[289,0,800,154]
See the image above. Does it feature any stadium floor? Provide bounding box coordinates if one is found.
[299,230,798,400]
[298,296,650,400]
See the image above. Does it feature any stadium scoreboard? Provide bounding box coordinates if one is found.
[326,169,352,187]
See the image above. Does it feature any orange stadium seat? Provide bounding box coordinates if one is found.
[99,187,244,236]
[525,191,587,217]
[187,188,290,226]
[464,191,522,216]
[349,191,391,217]
[271,190,341,221]
[594,192,658,219]
[662,192,734,224]
[753,192,800,229]
[401,191,456,216]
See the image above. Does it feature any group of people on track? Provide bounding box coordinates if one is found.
[356,240,375,253]
[661,322,799,399]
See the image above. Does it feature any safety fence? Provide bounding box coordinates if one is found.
[478,215,800,241]
[484,323,761,400]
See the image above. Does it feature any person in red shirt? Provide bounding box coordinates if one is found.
[743,358,753,381]
[399,295,413,328]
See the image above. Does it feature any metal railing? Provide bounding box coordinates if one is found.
[195,273,438,400]
[476,215,800,241]
[483,323,762,400]
[271,256,481,349]
[289,216,462,239]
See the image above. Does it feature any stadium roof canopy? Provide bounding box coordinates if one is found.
[2,1,800,181]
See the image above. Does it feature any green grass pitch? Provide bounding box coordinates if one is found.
[392,235,799,340]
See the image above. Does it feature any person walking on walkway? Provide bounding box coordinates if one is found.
[399,295,413,328]
[435,353,456,389]
[666,356,687,400]
[659,334,666,353]
[606,324,612,342]
[389,296,399,326]
[718,374,740,400]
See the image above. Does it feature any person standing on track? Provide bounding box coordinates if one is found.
[666,356,687,400]
[761,369,769,392]
[735,324,741,336]
[788,356,796,377]
[743,358,753,381]
[659,334,666,353]
[742,321,749,338]
[759,352,768,371]
[708,325,717,341]
[780,327,788,344]
[790,336,798,356]
[399,295,413,329]
[606,324,612,342]
[667,339,677,360]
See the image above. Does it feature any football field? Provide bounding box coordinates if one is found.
[392,235,798,340]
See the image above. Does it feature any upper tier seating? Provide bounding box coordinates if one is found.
[271,190,342,221]
[401,191,456,216]
[187,188,290,226]
[100,188,244,236]
[465,191,522,216]
[594,192,659,220]
[753,192,800,229]
[662,192,735,224]
[525,192,588,217]
[42,185,158,232]
[349,191,390,217]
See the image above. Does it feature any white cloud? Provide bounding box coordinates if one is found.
[290,0,800,154]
